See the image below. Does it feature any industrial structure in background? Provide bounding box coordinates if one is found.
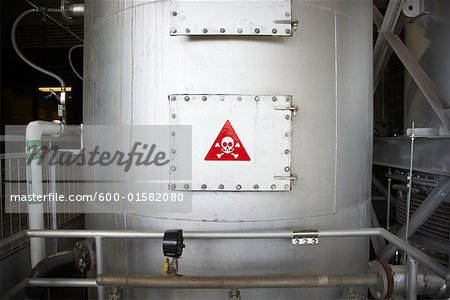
[0,0,449,299]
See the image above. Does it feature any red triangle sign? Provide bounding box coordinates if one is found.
[204,120,251,161]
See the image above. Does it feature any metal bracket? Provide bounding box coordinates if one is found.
[402,0,427,18]
[291,229,319,245]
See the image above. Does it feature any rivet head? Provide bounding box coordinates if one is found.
[171,28,177,34]
[170,95,176,101]
[170,149,176,154]
[184,95,190,101]
[184,184,190,189]
[201,184,207,189]
[237,96,242,101]
[220,28,225,33]
[237,28,243,33]
[170,166,176,171]
[171,114,176,119]
[170,184,176,189]
[202,96,207,101]
[285,114,290,120]
[285,132,290,137]
[220,96,225,101]
[286,96,292,102]
[284,184,289,190]
[236,184,242,190]
[285,12,290,17]
[171,131,176,136]
[272,96,277,102]
[185,28,190,33]
[219,184,224,189]
[284,166,290,172]
[254,96,260,101]
[272,28,278,34]
[271,184,276,189]
[172,11,178,16]
[254,28,260,34]
[285,29,291,35]
[253,184,259,190]
[202,28,208,33]
[284,149,290,154]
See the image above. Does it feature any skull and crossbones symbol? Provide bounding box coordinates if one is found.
[215,136,240,159]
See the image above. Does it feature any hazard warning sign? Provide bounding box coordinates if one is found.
[204,120,251,161]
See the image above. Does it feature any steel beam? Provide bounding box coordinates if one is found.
[369,204,387,255]
[384,32,450,129]
[377,177,450,261]
[374,0,406,91]
[373,3,384,30]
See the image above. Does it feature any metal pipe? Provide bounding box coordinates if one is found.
[405,123,415,243]
[25,228,448,280]
[95,237,105,299]
[387,168,392,230]
[0,229,27,250]
[96,274,379,289]
[12,9,66,90]
[26,121,65,267]
[24,0,84,43]
[27,278,97,288]
[391,265,450,299]
[406,257,418,300]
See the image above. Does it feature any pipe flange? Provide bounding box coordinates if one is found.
[368,260,393,299]
[73,240,94,273]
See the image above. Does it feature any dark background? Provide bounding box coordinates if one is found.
[1,0,84,132]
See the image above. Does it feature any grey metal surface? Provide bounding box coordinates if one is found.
[373,137,450,176]
[404,0,450,135]
[385,32,450,130]
[377,177,450,260]
[83,1,373,298]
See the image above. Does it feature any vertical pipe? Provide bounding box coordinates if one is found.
[386,167,392,230]
[95,237,105,299]
[406,257,418,300]
[49,156,58,253]
[405,122,415,243]
[26,121,64,267]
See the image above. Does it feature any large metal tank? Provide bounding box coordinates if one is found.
[83,1,373,299]
[404,0,450,136]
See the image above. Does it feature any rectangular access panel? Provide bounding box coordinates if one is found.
[170,0,293,36]
[169,94,295,191]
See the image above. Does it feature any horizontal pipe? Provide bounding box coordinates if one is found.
[0,230,27,250]
[24,228,448,280]
[96,274,379,289]
[27,278,97,288]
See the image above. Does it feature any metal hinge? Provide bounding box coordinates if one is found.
[291,229,319,245]
[274,174,297,182]
[273,19,299,31]
[275,104,299,116]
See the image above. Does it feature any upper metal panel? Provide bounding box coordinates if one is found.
[169,94,294,191]
[170,0,293,36]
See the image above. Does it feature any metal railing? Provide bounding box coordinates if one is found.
[1,150,83,259]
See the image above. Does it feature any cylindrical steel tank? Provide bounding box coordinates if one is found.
[404,0,450,136]
[83,1,373,299]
